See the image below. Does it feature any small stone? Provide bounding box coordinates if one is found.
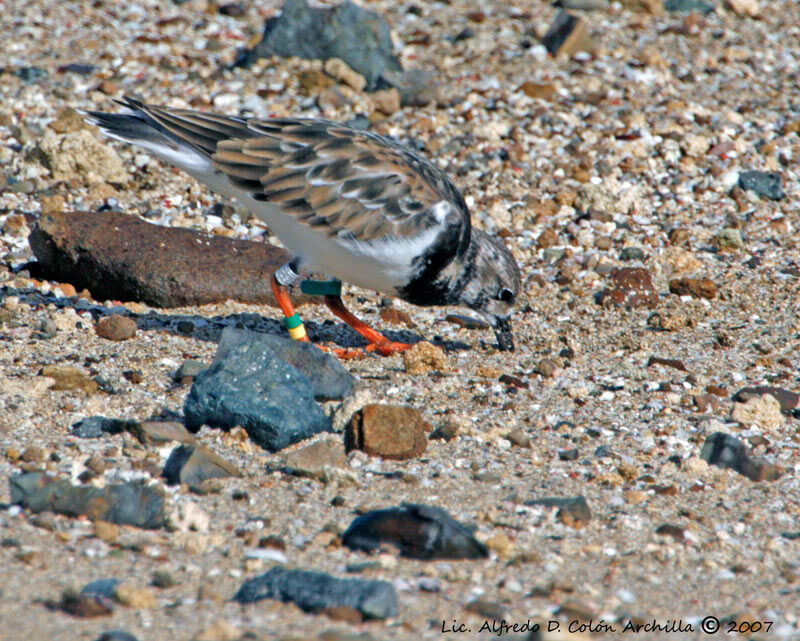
[542,11,595,57]
[2,214,29,237]
[600,267,658,308]
[517,81,556,100]
[283,437,347,480]
[379,306,414,327]
[382,68,440,107]
[731,394,785,430]
[429,419,461,442]
[505,429,530,448]
[345,404,429,460]
[624,490,647,505]
[173,360,207,384]
[655,524,686,542]
[40,364,98,394]
[558,448,579,461]
[31,511,57,531]
[647,356,687,372]
[620,0,664,13]
[34,130,128,185]
[93,521,119,543]
[713,228,745,252]
[324,58,366,92]
[162,445,243,486]
[620,246,646,261]
[71,416,131,438]
[537,227,559,248]
[464,598,509,619]
[113,584,157,609]
[402,341,448,374]
[233,567,398,620]
[701,432,782,482]
[526,496,592,528]
[669,277,717,299]
[166,501,210,533]
[726,0,760,17]
[535,358,561,378]
[59,590,113,617]
[151,571,177,589]
[342,504,488,559]
[297,69,334,94]
[21,445,46,463]
[95,631,139,641]
[444,314,490,330]
[733,386,799,414]
[370,88,401,115]
[41,194,66,215]
[129,421,194,446]
[95,315,137,341]
[484,532,513,558]
[193,621,240,641]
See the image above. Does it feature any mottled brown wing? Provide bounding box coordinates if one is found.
[212,119,471,242]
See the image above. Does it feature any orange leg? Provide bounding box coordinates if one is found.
[323,295,412,356]
[271,275,363,359]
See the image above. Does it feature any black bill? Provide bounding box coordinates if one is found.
[494,317,515,352]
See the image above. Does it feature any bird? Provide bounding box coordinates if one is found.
[82,96,521,357]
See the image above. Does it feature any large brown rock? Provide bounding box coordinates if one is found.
[29,211,314,308]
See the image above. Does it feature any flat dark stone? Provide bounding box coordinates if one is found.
[701,432,783,482]
[162,444,243,486]
[95,632,140,641]
[183,337,330,451]
[243,0,402,91]
[738,170,783,200]
[70,416,133,439]
[82,578,121,598]
[664,0,714,12]
[29,211,312,308]
[233,567,398,620]
[216,327,354,401]
[342,503,488,559]
[10,473,167,528]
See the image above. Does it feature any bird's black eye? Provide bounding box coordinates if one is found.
[499,288,515,303]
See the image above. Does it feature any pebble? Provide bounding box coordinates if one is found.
[599,267,658,308]
[464,598,509,619]
[713,228,745,252]
[34,130,128,185]
[113,584,157,609]
[668,277,717,300]
[95,632,139,641]
[59,590,114,618]
[378,305,413,327]
[700,432,782,482]
[401,341,448,374]
[233,567,398,620]
[162,445,243,486]
[166,501,210,533]
[172,360,207,384]
[733,386,799,414]
[183,336,330,451]
[129,421,195,446]
[345,404,429,460]
[738,170,782,199]
[40,364,98,394]
[324,58,366,92]
[342,504,487,559]
[193,620,241,641]
[731,394,785,430]
[93,521,119,543]
[282,437,347,481]
[505,428,530,448]
[542,11,595,57]
[444,313,490,330]
[526,496,593,528]
[70,416,132,439]
[95,315,137,341]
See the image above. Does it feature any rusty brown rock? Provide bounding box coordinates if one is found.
[29,211,313,308]
[600,267,658,308]
[95,314,137,341]
[40,365,98,394]
[345,404,429,460]
[669,277,717,300]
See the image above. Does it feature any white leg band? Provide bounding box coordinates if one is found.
[275,262,300,287]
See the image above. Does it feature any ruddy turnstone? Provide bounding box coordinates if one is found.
[83,96,521,356]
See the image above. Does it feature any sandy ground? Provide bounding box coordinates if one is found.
[1,0,799,639]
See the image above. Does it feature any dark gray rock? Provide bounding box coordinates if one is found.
[96,632,140,641]
[183,337,330,451]
[172,359,207,383]
[701,432,783,482]
[526,495,592,527]
[162,444,243,486]
[342,503,488,560]
[664,0,714,12]
[738,170,783,200]
[70,416,132,439]
[10,473,167,529]
[216,328,354,401]
[243,0,402,90]
[233,567,398,620]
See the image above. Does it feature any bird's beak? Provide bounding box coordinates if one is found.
[493,316,515,352]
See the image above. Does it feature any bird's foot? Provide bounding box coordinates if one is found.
[365,339,413,356]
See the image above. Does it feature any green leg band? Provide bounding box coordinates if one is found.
[284,313,303,330]
[300,279,342,297]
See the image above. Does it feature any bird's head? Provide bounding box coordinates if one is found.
[457,229,521,351]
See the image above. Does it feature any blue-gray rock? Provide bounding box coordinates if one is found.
[70,416,132,438]
[96,632,139,641]
[216,328,354,401]
[738,170,783,200]
[162,444,243,486]
[525,495,592,526]
[10,473,167,529]
[664,0,714,12]
[82,578,121,599]
[342,504,488,560]
[242,0,402,90]
[183,337,330,451]
[233,567,398,620]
